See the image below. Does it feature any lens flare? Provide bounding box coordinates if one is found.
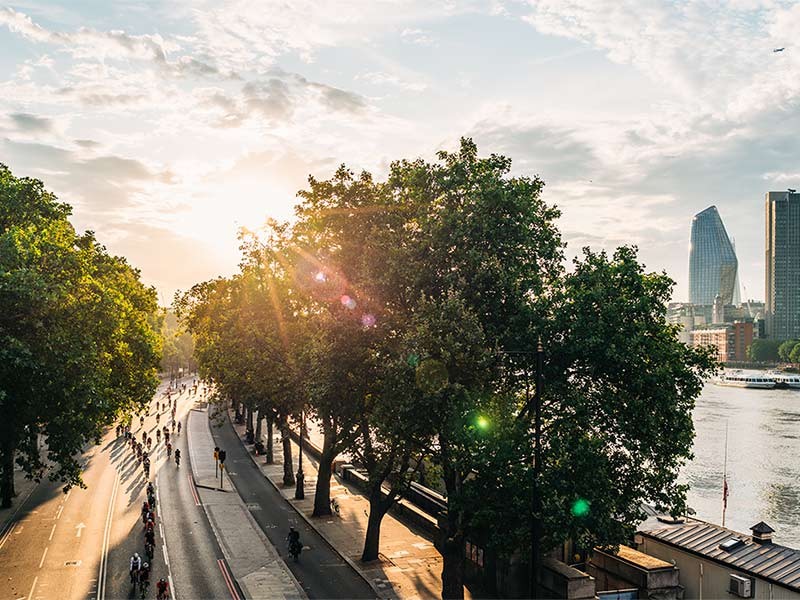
[361,313,376,327]
[341,295,357,310]
[571,498,590,518]
[314,271,327,283]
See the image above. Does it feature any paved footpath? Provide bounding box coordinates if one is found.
[188,407,307,599]
[230,415,451,600]
[207,408,377,600]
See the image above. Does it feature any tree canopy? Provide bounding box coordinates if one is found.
[0,164,162,507]
[176,140,715,599]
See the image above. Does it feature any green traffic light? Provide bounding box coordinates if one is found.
[571,498,590,517]
[475,415,490,430]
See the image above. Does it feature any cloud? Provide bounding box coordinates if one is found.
[355,71,428,92]
[9,112,53,133]
[401,27,437,46]
[0,138,172,214]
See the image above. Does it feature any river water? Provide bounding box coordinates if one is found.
[682,375,800,547]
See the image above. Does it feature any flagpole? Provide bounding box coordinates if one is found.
[722,421,729,527]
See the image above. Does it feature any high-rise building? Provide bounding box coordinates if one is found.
[688,206,740,305]
[765,191,800,340]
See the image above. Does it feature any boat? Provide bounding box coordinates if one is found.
[769,372,800,389]
[713,372,776,389]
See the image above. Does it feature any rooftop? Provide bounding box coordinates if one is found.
[639,518,800,592]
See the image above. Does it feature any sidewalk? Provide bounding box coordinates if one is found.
[187,408,306,600]
[231,416,446,600]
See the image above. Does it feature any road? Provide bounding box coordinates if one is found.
[208,407,376,600]
[0,378,234,600]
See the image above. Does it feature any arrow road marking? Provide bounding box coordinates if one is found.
[75,523,86,538]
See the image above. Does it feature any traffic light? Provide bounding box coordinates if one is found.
[218,449,227,464]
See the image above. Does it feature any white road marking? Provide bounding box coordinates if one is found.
[38,547,48,568]
[55,505,63,520]
[0,522,17,550]
[75,522,85,537]
[156,475,177,599]
[96,473,119,600]
[48,524,56,541]
[26,576,38,600]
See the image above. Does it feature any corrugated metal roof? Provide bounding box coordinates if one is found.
[640,518,800,592]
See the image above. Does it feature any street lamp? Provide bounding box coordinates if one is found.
[500,340,545,599]
[295,407,305,500]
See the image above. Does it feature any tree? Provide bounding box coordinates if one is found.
[748,339,781,363]
[790,343,800,365]
[778,340,799,363]
[0,164,161,507]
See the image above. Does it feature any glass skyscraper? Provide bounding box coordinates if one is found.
[688,206,739,305]
[765,191,800,340]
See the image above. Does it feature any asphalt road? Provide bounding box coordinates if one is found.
[0,378,234,600]
[208,408,376,600]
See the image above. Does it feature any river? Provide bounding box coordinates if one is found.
[682,375,800,547]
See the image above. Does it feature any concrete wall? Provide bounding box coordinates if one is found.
[641,538,800,600]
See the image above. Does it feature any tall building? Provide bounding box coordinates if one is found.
[688,206,740,305]
[765,191,800,340]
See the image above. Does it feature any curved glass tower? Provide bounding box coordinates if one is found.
[689,206,739,305]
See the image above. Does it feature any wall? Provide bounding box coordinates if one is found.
[640,537,800,600]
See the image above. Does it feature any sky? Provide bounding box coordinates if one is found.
[2,1,800,304]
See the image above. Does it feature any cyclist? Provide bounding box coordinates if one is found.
[156,412,160,424]
[139,562,151,595]
[156,429,161,443]
[156,578,169,600]
[145,526,155,547]
[174,448,181,467]
[141,500,150,519]
[129,552,141,583]
[140,415,145,428]
[177,422,182,435]
[164,428,170,444]
[166,442,172,458]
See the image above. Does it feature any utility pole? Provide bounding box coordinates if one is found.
[530,338,544,600]
[295,408,305,500]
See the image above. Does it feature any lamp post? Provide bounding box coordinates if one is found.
[501,342,545,599]
[295,408,305,500]
[530,337,544,600]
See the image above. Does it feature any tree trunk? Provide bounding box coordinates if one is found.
[247,406,254,432]
[361,486,390,561]
[312,439,337,516]
[0,442,15,508]
[255,411,262,441]
[265,416,274,464]
[279,416,295,486]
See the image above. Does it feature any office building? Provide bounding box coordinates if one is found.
[689,206,740,305]
[765,191,800,340]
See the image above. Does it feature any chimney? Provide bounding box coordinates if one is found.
[750,522,775,544]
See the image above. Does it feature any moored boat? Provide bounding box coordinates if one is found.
[713,372,776,389]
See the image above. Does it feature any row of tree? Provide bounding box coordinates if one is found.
[0,164,162,507]
[747,338,800,364]
[176,140,715,599]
